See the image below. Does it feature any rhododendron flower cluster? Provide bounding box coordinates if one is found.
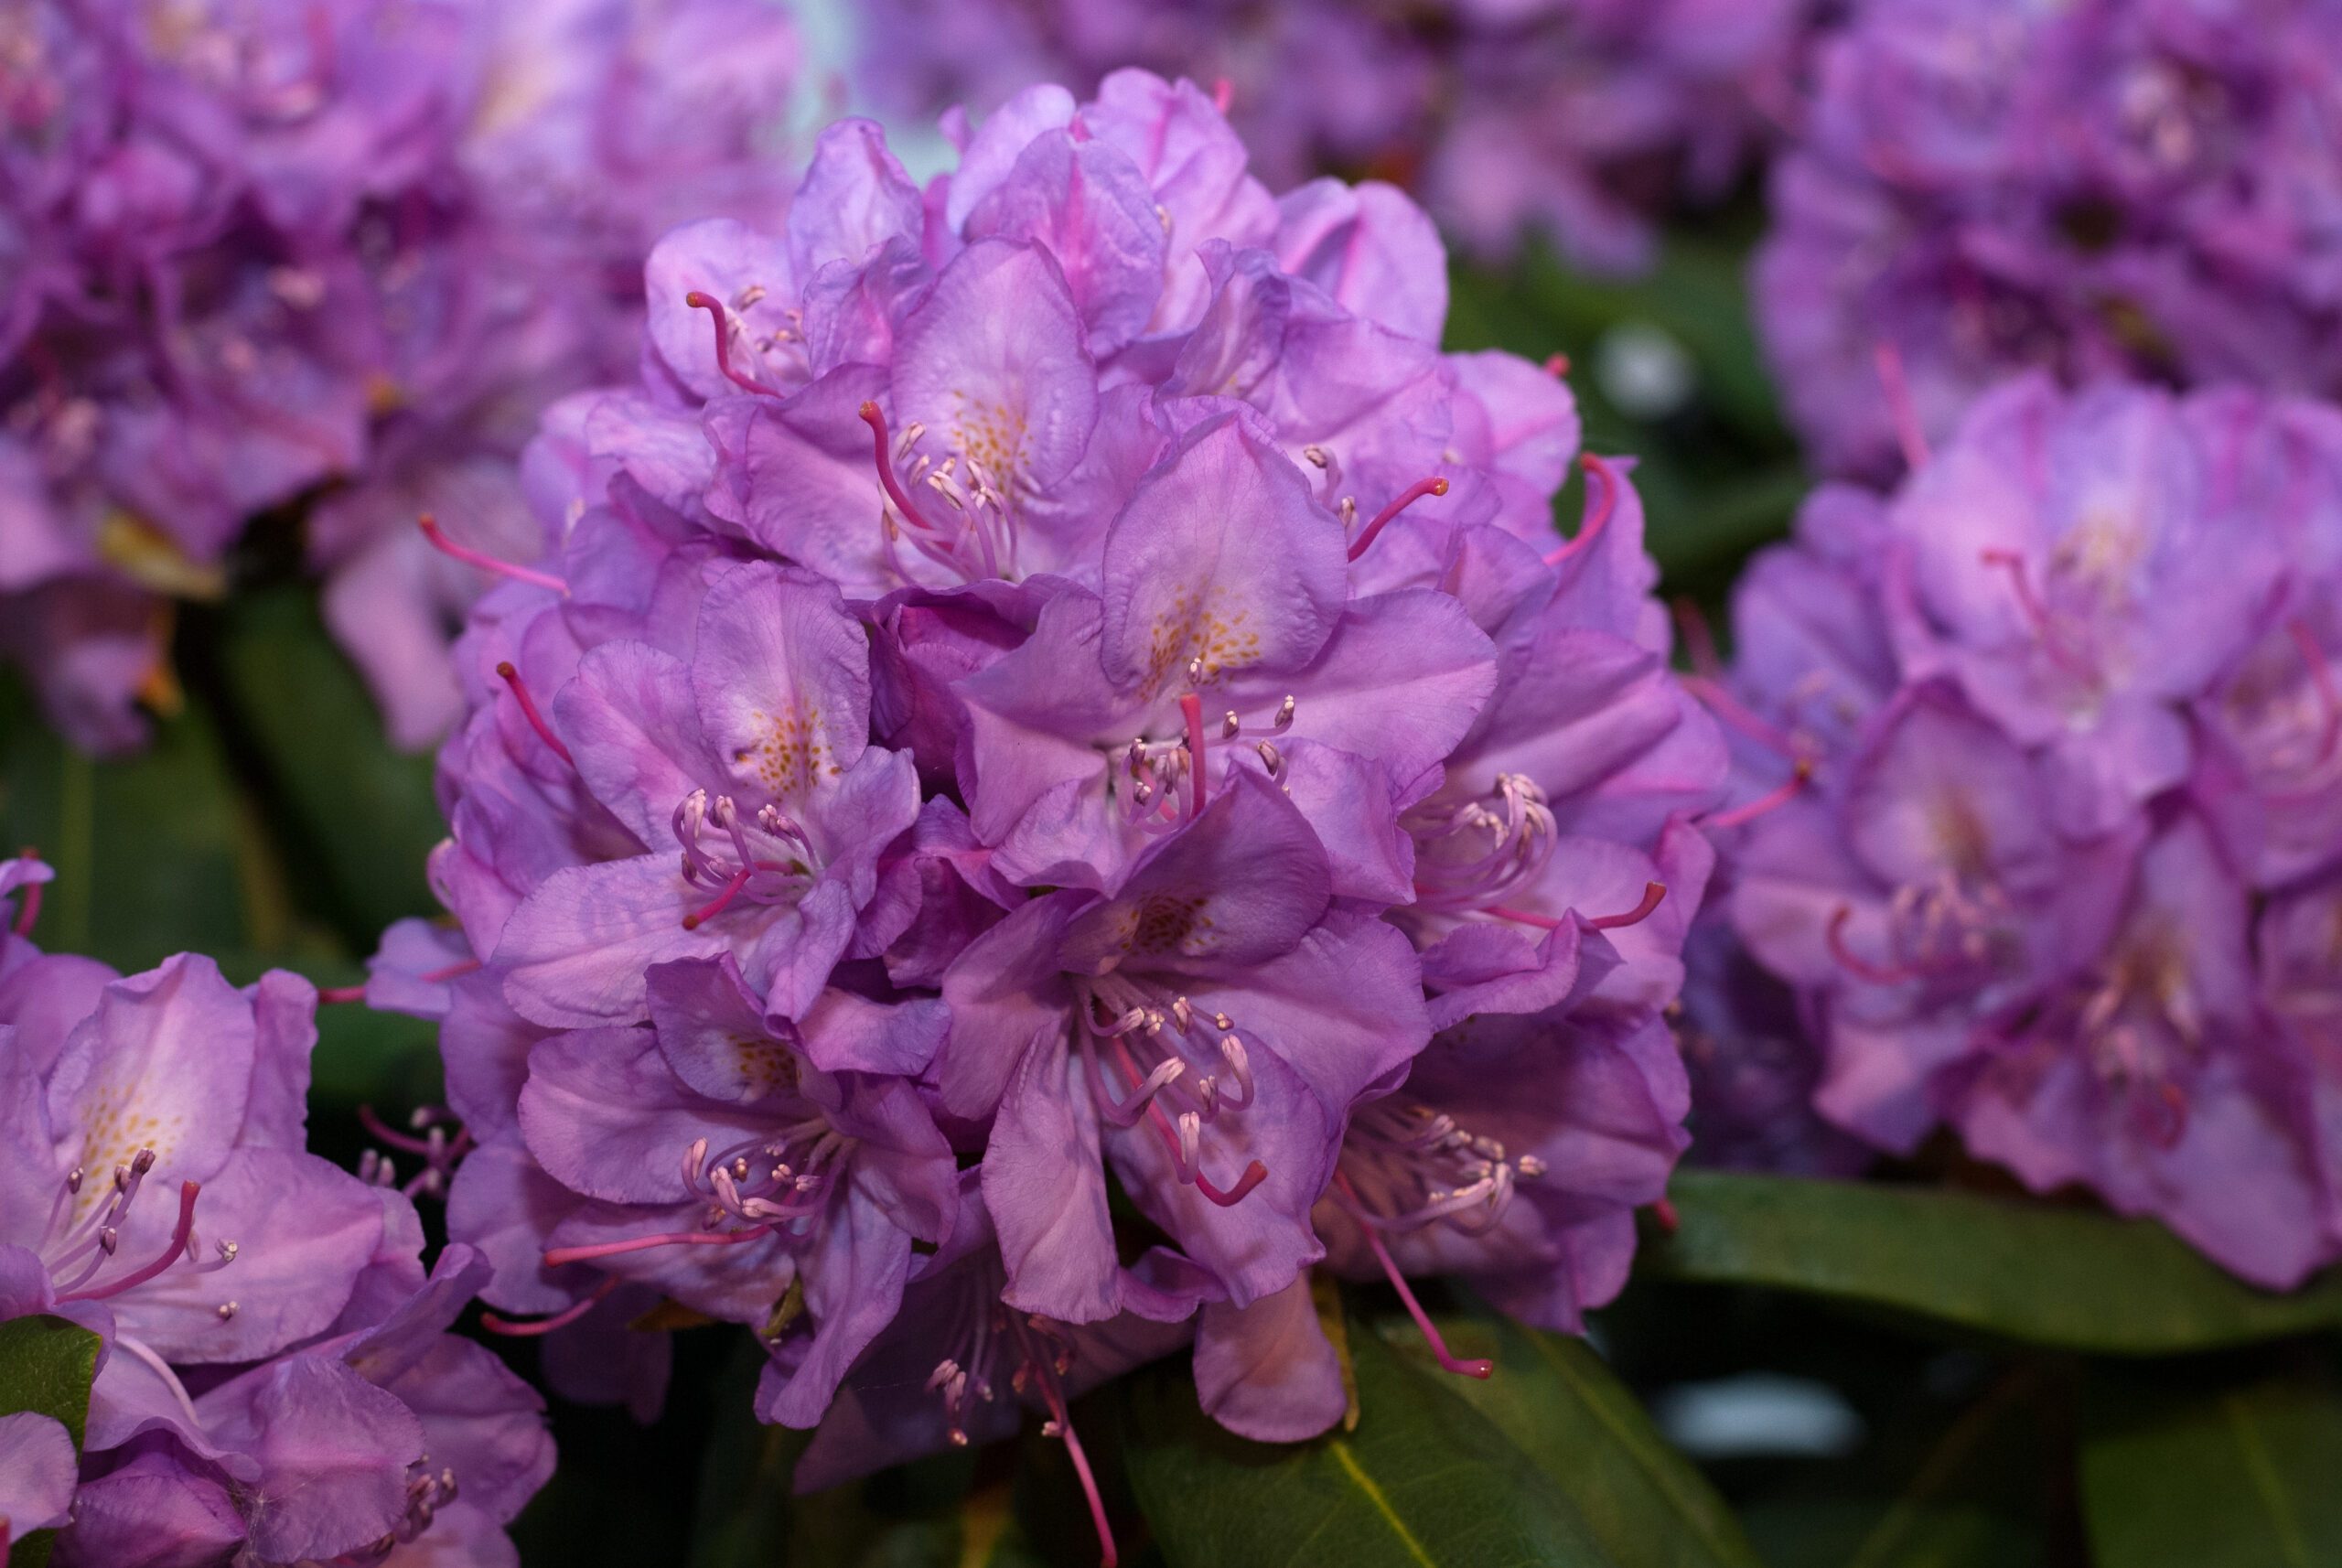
[362,71,1724,1560]
[1711,374,2342,1287]
[850,0,1815,273]
[1755,0,2342,479]
[0,0,800,754]
[0,862,552,1564]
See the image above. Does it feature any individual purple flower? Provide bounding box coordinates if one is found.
[485,954,957,1431]
[934,770,1431,1324]
[0,875,551,1564]
[847,0,1815,272]
[490,559,919,1028]
[1714,375,2342,1286]
[1,0,802,753]
[1756,0,2342,478]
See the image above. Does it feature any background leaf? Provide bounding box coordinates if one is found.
[0,1315,103,1568]
[199,588,444,950]
[2082,1357,2342,1568]
[1123,1308,1617,1568]
[1648,1172,2342,1354]
[1375,1309,1760,1568]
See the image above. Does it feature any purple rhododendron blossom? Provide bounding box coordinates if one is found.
[383,70,1720,1559]
[0,866,552,1565]
[1713,375,2342,1288]
[1756,0,2342,478]
[848,0,1817,273]
[0,0,800,753]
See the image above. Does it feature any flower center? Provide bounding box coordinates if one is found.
[1107,691,1299,828]
[859,401,1023,586]
[1076,976,1266,1208]
[924,1266,1121,1565]
[1405,774,1556,913]
[39,1149,234,1308]
[671,789,822,929]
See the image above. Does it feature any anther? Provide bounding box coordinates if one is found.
[216,1301,238,1320]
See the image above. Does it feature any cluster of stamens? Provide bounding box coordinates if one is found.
[358,1105,472,1200]
[339,1461,461,1564]
[1336,1101,1545,1238]
[859,401,1022,585]
[1113,685,1298,830]
[1406,774,1557,914]
[671,789,819,929]
[1828,870,2014,989]
[40,1147,233,1310]
[924,1268,1117,1565]
[1077,978,1265,1207]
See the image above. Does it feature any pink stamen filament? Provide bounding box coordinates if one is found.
[1210,76,1233,114]
[542,1224,774,1268]
[1135,1088,1265,1208]
[1544,453,1618,567]
[680,867,755,930]
[1873,341,1929,472]
[1037,1382,1119,1568]
[1650,1197,1680,1235]
[1826,905,1916,986]
[496,661,575,767]
[1703,761,1814,832]
[358,1105,443,1157]
[1179,693,1208,819]
[1543,351,1571,377]
[1337,1172,1492,1380]
[480,1276,620,1337]
[1980,549,2090,679]
[1681,674,1802,760]
[1347,476,1450,562]
[421,958,482,983]
[59,1181,199,1303]
[1484,906,1563,930]
[317,983,367,1004]
[419,515,569,596]
[857,401,951,541]
[1585,881,1667,931]
[683,291,785,398]
[1672,597,1723,680]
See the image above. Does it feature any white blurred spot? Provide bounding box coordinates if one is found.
[1652,1373,1864,1460]
[1595,321,1696,420]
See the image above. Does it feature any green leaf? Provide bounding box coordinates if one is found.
[1375,1311,1760,1568]
[2082,1360,2342,1568]
[1646,1171,2342,1355]
[1,1315,103,1568]
[0,675,336,973]
[204,587,445,950]
[1838,1369,2053,1568]
[1123,1308,1617,1568]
